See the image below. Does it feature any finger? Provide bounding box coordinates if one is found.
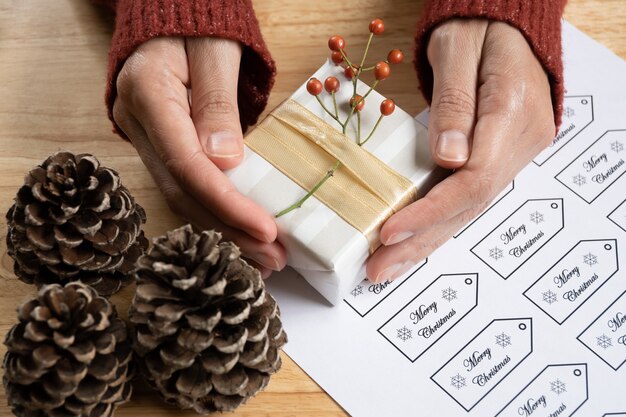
[367,208,472,283]
[380,168,491,246]
[124,61,276,243]
[427,20,487,168]
[186,38,244,170]
[114,101,287,271]
[245,259,273,279]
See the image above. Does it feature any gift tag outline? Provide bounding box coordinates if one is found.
[343,259,428,317]
[607,198,626,234]
[470,199,565,280]
[555,129,626,204]
[430,317,534,412]
[533,95,594,167]
[377,273,479,362]
[577,288,626,371]
[494,363,589,417]
[603,413,626,416]
[523,239,619,325]
[453,181,515,239]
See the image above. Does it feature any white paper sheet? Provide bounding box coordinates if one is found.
[266,21,626,416]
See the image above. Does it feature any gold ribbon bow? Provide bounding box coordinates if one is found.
[245,99,417,253]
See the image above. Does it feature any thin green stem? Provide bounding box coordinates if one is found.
[360,114,384,146]
[315,95,341,125]
[359,33,374,74]
[362,60,389,72]
[357,111,361,143]
[332,92,338,118]
[275,160,342,218]
[361,80,379,101]
[339,49,356,71]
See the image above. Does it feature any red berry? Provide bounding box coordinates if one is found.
[350,95,365,111]
[374,61,391,80]
[331,51,344,65]
[344,65,359,79]
[387,49,404,64]
[380,99,395,116]
[369,18,385,35]
[324,76,340,93]
[306,78,323,96]
[328,35,346,52]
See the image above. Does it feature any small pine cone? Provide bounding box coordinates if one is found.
[2,282,134,417]
[129,225,287,414]
[5,151,148,296]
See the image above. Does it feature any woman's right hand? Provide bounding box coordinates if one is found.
[112,37,286,277]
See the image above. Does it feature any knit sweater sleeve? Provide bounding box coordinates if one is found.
[415,0,567,127]
[97,0,275,135]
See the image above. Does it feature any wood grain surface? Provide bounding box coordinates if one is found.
[1,1,624,416]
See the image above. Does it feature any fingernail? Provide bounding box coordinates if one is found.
[252,253,282,271]
[436,130,469,162]
[385,231,414,246]
[204,131,242,158]
[373,261,413,284]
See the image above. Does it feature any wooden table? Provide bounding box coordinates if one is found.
[1,1,624,416]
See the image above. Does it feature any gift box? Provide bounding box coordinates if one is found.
[226,61,444,304]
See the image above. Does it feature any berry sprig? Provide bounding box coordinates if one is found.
[276,19,403,218]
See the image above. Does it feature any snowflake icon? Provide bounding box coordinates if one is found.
[495,332,512,348]
[583,252,598,266]
[450,374,466,390]
[396,326,412,342]
[563,107,575,118]
[442,287,457,302]
[597,334,613,349]
[550,379,567,395]
[611,141,624,153]
[542,290,558,305]
[572,174,587,187]
[530,211,544,225]
[489,247,503,261]
[350,285,363,298]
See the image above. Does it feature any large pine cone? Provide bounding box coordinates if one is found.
[129,225,287,414]
[5,151,148,296]
[2,282,134,417]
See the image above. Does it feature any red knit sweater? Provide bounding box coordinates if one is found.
[96,0,566,132]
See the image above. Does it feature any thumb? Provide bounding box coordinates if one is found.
[187,37,244,170]
[427,20,486,169]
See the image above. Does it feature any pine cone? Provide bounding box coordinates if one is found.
[5,151,148,296]
[2,282,134,417]
[129,225,287,414]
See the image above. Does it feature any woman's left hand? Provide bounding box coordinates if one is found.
[366,19,556,283]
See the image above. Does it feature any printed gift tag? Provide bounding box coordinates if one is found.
[535,95,594,166]
[344,259,427,317]
[578,289,626,370]
[556,130,626,203]
[378,273,478,362]
[524,239,619,324]
[431,318,533,412]
[471,199,564,279]
[496,364,588,417]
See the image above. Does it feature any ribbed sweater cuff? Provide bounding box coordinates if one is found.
[106,0,276,136]
[415,0,566,128]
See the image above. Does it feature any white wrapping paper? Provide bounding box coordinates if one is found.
[226,61,443,304]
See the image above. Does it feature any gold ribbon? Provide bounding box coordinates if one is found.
[245,99,417,253]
